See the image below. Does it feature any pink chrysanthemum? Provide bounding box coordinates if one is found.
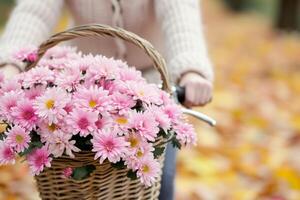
[63,102,74,114]
[85,64,106,85]
[62,167,73,179]
[43,46,78,60]
[13,47,37,62]
[135,142,154,158]
[1,79,21,93]
[12,99,38,130]
[126,133,144,150]
[111,80,129,94]
[129,111,159,142]
[26,52,38,62]
[24,85,45,100]
[92,129,129,164]
[146,106,171,131]
[0,91,24,121]
[95,114,112,130]
[71,54,94,72]
[38,57,70,71]
[39,122,62,142]
[22,67,54,88]
[118,67,144,82]
[136,156,160,187]
[6,125,30,152]
[27,147,52,175]
[114,58,128,69]
[34,87,70,124]
[125,138,154,170]
[163,104,182,122]
[111,92,136,114]
[159,90,173,106]
[85,56,119,83]
[74,86,111,112]
[55,66,82,91]
[0,141,15,165]
[41,46,80,71]
[125,81,162,104]
[89,77,116,93]
[46,131,80,158]
[173,122,197,146]
[67,108,98,136]
[112,113,132,132]
[94,56,119,78]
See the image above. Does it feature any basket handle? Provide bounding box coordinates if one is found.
[25,24,171,92]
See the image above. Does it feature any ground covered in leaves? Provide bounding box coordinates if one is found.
[176,1,300,200]
[1,0,300,199]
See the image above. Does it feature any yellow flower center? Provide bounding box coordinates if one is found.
[142,165,150,173]
[89,100,97,108]
[55,138,62,144]
[48,124,57,132]
[129,137,139,148]
[15,134,24,144]
[136,150,143,158]
[45,99,55,109]
[115,117,128,125]
[138,90,145,97]
[0,123,7,134]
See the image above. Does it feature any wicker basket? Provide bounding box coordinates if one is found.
[25,24,172,200]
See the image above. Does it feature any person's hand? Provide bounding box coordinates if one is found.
[0,64,20,80]
[179,71,213,107]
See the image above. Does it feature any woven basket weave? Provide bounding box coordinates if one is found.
[25,24,172,200]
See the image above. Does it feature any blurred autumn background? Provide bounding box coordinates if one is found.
[1,0,300,200]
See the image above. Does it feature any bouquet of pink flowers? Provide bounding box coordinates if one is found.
[0,46,196,186]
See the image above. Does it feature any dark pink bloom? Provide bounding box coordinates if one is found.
[6,125,30,152]
[12,99,38,130]
[27,147,52,175]
[27,52,38,62]
[67,108,98,136]
[92,129,129,164]
[173,122,197,146]
[0,141,15,165]
[129,111,159,142]
[62,167,73,179]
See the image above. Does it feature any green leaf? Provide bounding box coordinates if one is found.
[72,165,96,180]
[111,160,126,170]
[153,146,165,159]
[171,137,182,150]
[127,169,138,180]
[31,141,43,148]
[0,133,5,141]
[30,131,41,142]
[157,128,168,138]
[72,134,93,151]
[18,141,43,157]
[131,100,144,112]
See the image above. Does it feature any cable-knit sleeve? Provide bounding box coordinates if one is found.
[155,0,214,82]
[0,0,63,70]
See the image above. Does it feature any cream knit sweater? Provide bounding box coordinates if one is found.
[0,0,214,82]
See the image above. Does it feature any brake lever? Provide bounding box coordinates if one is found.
[171,86,216,127]
[181,108,216,126]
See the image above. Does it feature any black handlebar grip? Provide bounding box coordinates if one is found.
[175,86,186,104]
